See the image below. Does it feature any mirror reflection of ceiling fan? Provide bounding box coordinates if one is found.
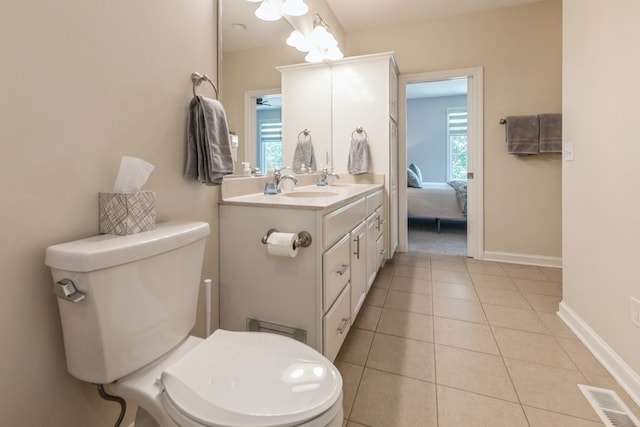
[256,97,271,106]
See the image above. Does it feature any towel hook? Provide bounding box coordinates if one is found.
[297,129,311,141]
[499,118,507,125]
[191,72,219,99]
[351,126,368,139]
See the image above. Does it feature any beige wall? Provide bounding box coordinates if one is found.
[563,0,640,379]
[223,0,563,261]
[0,0,219,425]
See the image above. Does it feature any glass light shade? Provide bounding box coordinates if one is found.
[304,48,325,63]
[325,46,344,61]
[310,25,338,49]
[246,0,262,2]
[255,0,282,21]
[286,30,312,52]
[281,0,308,17]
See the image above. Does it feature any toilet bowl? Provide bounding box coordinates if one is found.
[107,330,343,427]
[45,221,343,427]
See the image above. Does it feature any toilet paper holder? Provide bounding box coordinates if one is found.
[261,229,312,249]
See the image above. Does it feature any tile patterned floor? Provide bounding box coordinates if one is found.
[336,252,640,427]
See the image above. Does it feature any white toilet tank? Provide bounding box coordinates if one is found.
[45,221,210,384]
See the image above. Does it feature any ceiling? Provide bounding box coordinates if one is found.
[221,0,543,53]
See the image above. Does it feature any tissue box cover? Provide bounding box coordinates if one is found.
[99,191,156,235]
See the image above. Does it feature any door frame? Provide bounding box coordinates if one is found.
[398,67,484,259]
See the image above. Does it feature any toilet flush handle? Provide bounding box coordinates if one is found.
[54,278,86,303]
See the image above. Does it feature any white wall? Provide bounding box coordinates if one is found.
[407,95,467,182]
[562,0,640,396]
[0,0,219,424]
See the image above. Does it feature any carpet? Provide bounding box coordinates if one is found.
[407,217,467,256]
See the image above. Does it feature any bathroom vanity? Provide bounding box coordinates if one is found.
[219,180,386,361]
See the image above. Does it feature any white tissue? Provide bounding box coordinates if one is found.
[113,156,155,192]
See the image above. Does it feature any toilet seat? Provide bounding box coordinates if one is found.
[160,330,343,427]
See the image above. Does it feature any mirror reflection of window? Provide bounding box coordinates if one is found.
[255,94,282,173]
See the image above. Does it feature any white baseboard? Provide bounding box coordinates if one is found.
[558,301,640,408]
[482,250,562,268]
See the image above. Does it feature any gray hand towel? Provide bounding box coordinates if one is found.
[185,96,234,185]
[505,115,539,156]
[347,135,370,174]
[538,113,562,153]
[293,137,317,172]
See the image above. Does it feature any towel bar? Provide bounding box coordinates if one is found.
[191,72,218,98]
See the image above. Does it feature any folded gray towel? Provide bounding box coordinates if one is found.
[538,113,562,153]
[505,115,539,156]
[347,135,370,174]
[185,96,234,185]
[293,136,317,172]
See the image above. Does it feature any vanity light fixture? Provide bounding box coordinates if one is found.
[249,0,309,21]
[288,14,343,63]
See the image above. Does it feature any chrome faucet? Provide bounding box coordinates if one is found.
[274,168,298,192]
[317,167,340,186]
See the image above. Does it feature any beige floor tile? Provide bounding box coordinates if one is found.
[435,345,518,401]
[431,268,472,285]
[556,337,610,377]
[384,290,432,315]
[483,303,550,333]
[377,307,434,342]
[582,373,640,421]
[492,326,576,369]
[502,265,548,280]
[523,292,562,313]
[430,259,467,272]
[434,317,500,355]
[437,385,528,427]
[393,264,430,280]
[540,267,563,283]
[476,287,532,309]
[432,281,478,301]
[334,361,364,419]
[465,261,508,276]
[353,304,382,331]
[364,287,388,307]
[470,273,518,290]
[505,358,598,422]
[336,328,374,366]
[389,275,432,295]
[378,262,395,276]
[433,296,487,323]
[346,422,368,427]
[366,333,435,382]
[371,273,392,290]
[513,278,563,296]
[395,254,431,268]
[523,406,603,427]
[538,312,578,339]
[350,368,437,427]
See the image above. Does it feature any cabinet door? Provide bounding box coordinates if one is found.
[350,221,367,323]
[323,233,351,312]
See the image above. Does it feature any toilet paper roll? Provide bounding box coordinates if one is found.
[266,232,298,258]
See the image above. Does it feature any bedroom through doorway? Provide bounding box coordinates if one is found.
[406,78,469,256]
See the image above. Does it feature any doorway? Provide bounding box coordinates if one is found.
[398,67,484,259]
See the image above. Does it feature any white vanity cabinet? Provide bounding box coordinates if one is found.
[219,185,385,362]
[279,52,399,261]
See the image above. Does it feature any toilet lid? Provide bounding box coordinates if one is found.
[161,330,343,427]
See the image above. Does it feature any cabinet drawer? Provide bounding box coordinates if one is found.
[323,283,351,362]
[323,197,366,249]
[366,190,383,216]
[323,234,351,311]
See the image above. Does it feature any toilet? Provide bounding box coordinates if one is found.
[45,221,343,427]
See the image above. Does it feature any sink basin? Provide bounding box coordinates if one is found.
[282,191,339,198]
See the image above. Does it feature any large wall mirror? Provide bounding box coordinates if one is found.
[219,0,342,174]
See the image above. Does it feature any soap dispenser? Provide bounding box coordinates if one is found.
[242,162,251,176]
[264,163,277,195]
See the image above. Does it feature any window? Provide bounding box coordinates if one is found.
[256,117,282,173]
[447,107,467,181]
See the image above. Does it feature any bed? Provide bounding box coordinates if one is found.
[407,180,467,233]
